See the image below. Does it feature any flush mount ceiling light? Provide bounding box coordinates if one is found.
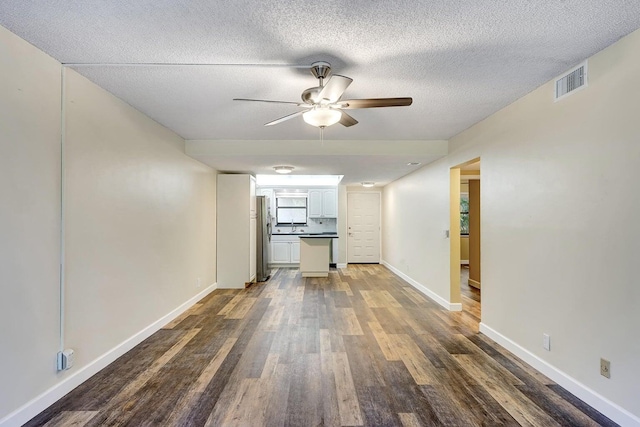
[361,182,375,187]
[407,162,421,166]
[257,174,343,186]
[274,166,294,174]
[302,107,342,128]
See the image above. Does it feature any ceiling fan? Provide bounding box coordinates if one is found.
[234,61,413,128]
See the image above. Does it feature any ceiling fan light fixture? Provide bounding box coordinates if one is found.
[361,182,375,188]
[303,108,342,128]
[274,165,295,174]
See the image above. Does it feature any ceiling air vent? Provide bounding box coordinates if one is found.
[555,61,587,101]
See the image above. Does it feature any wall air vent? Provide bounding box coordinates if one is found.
[555,61,587,101]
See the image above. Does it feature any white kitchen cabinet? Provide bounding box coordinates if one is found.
[308,188,337,218]
[270,235,300,264]
[322,189,337,217]
[217,174,257,288]
[308,190,323,217]
[299,237,331,277]
[271,241,291,263]
[291,241,300,262]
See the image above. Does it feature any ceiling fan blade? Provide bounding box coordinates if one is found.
[264,110,310,126]
[234,98,304,106]
[340,97,413,109]
[317,75,353,103]
[339,112,358,127]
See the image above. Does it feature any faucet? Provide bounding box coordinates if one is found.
[291,219,296,232]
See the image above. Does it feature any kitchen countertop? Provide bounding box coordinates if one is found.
[298,234,339,239]
[272,232,338,236]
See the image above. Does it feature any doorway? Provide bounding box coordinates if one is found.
[450,159,481,321]
[347,192,381,263]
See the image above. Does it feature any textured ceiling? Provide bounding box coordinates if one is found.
[2,1,639,184]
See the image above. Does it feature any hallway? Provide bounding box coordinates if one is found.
[460,265,481,325]
[27,265,616,426]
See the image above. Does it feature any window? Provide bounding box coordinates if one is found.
[460,194,469,235]
[276,196,307,225]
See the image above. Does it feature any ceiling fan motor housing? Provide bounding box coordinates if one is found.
[303,62,333,104]
[310,61,331,80]
[301,87,321,104]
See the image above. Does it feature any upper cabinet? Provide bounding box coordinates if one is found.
[308,190,323,217]
[309,188,337,218]
[322,189,337,217]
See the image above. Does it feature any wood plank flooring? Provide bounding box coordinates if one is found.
[26,265,617,426]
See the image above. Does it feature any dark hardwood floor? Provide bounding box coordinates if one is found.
[26,265,617,426]
[460,265,481,321]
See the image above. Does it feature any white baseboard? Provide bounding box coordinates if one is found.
[0,283,217,427]
[479,322,640,427]
[337,263,348,268]
[381,260,462,311]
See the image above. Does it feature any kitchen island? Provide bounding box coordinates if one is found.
[298,234,338,277]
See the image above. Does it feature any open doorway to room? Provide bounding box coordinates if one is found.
[451,159,481,325]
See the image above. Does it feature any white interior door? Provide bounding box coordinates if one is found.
[347,192,380,263]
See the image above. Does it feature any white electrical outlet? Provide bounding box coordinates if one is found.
[543,333,551,351]
[57,349,75,371]
[600,358,611,378]
[196,277,201,288]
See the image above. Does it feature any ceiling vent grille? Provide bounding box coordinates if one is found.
[555,61,587,101]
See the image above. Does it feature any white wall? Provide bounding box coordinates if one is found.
[63,69,217,365]
[0,25,62,421]
[382,162,451,299]
[0,25,217,424]
[382,28,640,424]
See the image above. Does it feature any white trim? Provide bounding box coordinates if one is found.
[58,66,67,354]
[0,283,217,427]
[381,260,462,311]
[479,323,640,427]
[460,259,469,265]
[337,263,348,269]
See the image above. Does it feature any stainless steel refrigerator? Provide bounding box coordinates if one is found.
[256,195,271,282]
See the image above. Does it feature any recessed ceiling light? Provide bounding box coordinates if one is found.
[361,182,375,187]
[407,162,421,166]
[273,166,294,174]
